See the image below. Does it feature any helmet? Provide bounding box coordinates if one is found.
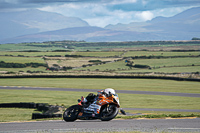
[104,88,115,95]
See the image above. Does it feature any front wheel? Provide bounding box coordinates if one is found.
[100,104,118,121]
[63,105,80,122]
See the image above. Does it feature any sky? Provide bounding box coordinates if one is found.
[1,0,200,27]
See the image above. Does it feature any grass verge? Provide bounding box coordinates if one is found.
[117,114,200,119]
[0,89,200,122]
[0,78,200,93]
[0,108,36,122]
[0,89,200,110]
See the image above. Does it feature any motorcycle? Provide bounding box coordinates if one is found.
[63,90,126,122]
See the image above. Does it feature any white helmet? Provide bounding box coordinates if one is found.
[105,88,115,95]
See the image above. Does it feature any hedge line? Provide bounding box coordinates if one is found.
[0,61,47,68]
[0,74,199,82]
[0,102,62,119]
[130,55,200,60]
[32,113,62,119]
[0,102,37,108]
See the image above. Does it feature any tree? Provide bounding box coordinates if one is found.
[192,37,200,40]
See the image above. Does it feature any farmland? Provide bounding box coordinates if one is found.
[0,40,200,122]
[0,45,199,76]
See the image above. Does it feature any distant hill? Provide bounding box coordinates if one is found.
[0,26,162,43]
[0,9,89,40]
[1,7,200,43]
[105,7,200,40]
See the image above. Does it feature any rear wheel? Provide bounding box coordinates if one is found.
[63,105,80,122]
[100,104,118,121]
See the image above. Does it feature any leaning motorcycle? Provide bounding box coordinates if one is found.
[63,91,126,122]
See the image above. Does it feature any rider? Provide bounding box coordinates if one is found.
[80,88,116,107]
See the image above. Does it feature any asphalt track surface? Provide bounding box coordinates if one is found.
[1,86,200,97]
[1,86,200,112]
[1,118,200,132]
[1,86,200,132]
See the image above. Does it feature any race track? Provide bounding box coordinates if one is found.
[0,118,200,132]
[1,86,200,97]
[1,86,200,132]
[1,86,200,112]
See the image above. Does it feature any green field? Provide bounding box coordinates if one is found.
[1,41,200,52]
[0,108,36,122]
[0,41,200,122]
[0,56,45,63]
[0,66,47,72]
[45,57,121,68]
[0,46,199,74]
[1,53,199,73]
[131,57,200,67]
[0,56,47,72]
[0,78,200,93]
[0,43,67,51]
[0,78,200,122]
[76,57,200,73]
[0,51,199,57]
[0,89,199,110]
[0,51,69,57]
[119,66,200,73]
[71,51,124,57]
[124,51,200,57]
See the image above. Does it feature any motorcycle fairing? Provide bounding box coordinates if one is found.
[83,93,120,115]
[84,102,101,114]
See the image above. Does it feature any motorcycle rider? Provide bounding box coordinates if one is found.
[80,88,116,108]
[63,88,126,122]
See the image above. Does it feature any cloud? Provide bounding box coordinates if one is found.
[0,0,99,11]
[39,3,137,27]
[38,0,200,27]
[108,0,200,11]
[1,0,200,27]
[135,11,154,21]
[2,0,199,11]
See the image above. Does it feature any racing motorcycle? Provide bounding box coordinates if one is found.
[63,90,126,122]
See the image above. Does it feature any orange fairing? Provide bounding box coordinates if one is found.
[96,93,120,108]
[78,96,84,106]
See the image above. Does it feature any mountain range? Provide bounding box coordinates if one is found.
[0,7,200,43]
[0,9,89,41]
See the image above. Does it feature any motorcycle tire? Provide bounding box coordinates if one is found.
[63,105,80,122]
[100,104,118,121]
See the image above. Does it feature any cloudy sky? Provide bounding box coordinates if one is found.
[1,0,200,27]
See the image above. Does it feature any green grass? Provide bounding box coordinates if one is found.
[75,57,200,73]
[71,51,124,57]
[0,89,199,122]
[0,78,199,122]
[0,52,70,57]
[131,57,200,68]
[0,43,67,51]
[0,89,88,105]
[123,110,200,116]
[119,66,200,73]
[118,93,200,110]
[0,66,47,72]
[124,51,200,57]
[0,108,35,122]
[46,57,121,68]
[70,43,200,51]
[77,60,129,71]
[0,51,199,73]
[0,56,45,63]
[117,114,200,119]
[0,89,199,110]
[0,78,200,93]
[0,56,47,72]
